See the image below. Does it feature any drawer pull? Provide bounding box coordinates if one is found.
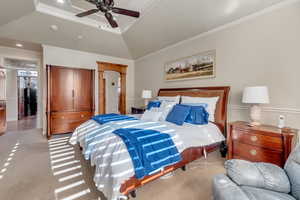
[81,115,84,118]
[250,149,257,156]
[251,136,258,142]
[61,116,65,119]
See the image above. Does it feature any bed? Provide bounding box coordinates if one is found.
[69,86,230,200]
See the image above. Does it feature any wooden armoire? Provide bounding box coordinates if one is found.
[47,66,94,137]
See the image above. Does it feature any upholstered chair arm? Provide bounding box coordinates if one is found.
[225,159,291,193]
[213,174,250,200]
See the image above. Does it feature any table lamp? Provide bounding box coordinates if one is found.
[242,86,270,126]
[142,90,152,107]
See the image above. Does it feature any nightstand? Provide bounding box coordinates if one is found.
[131,107,146,114]
[227,121,298,167]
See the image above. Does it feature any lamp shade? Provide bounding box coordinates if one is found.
[242,86,270,104]
[142,90,152,99]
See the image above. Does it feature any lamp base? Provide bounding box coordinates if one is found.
[249,121,261,127]
[249,104,262,127]
[144,99,149,108]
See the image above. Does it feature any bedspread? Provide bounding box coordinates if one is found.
[113,128,182,179]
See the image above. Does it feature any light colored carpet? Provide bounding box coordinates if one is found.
[0,125,225,200]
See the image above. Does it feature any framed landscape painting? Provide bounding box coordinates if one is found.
[165,50,216,81]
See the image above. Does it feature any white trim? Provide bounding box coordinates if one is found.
[7,118,18,122]
[136,0,300,61]
[230,105,300,115]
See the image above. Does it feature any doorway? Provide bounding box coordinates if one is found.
[17,70,38,120]
[98,62,127,114]
[3,58,39,131]
[104,71,121,114]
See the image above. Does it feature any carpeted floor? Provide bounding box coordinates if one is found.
[0,123,225,200]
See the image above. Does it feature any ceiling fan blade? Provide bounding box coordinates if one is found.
[85,0,97,5]
[76,9,99,17]
[105,12,118,28]
[112,7,140,18]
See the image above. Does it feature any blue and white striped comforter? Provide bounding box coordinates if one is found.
[69,119,184,200]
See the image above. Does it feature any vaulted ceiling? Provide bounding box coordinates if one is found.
[0,0,287,59]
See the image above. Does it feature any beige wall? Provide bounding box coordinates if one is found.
[43,45,135,134]
[134,2,300,129]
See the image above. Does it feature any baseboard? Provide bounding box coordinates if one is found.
[7,118,18,122]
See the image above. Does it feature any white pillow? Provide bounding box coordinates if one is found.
[157,96,180,104]
[141,110,163,122]
[181,96,219,122]
[152,101,177,121]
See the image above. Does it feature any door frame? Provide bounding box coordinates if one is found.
[97,62,127,115]
[0,67,6,135]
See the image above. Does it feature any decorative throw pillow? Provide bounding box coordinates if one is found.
[141,110,163,122]
[166,104,191,126]
[147,101,161,110]
[185,106,209,125]
[158,101,177,121]
[181,96,219,122]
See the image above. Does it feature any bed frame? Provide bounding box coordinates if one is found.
[120,86,230,197]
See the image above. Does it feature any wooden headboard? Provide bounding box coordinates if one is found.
[158,86,230,135]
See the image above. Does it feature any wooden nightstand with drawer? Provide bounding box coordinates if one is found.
[227,121,298,167]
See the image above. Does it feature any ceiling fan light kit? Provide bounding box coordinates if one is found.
[76,0,140,28]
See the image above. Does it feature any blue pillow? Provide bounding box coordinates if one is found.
[166,104,191,126]
[185,106,209,125]
[181,103,208,109]
[147,101,161,110]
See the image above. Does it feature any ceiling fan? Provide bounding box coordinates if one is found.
[75,0,140,28]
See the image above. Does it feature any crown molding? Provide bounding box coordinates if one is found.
[35,0,163,35]
[136,0,300,61]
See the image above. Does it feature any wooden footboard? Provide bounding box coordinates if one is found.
[120,142,221,195]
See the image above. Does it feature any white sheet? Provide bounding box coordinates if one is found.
[160,121,225,148]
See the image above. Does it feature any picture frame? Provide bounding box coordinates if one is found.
[164,50,216,81]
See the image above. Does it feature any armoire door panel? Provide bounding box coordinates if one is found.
[50,67,74,112]
[74,69,93,111]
